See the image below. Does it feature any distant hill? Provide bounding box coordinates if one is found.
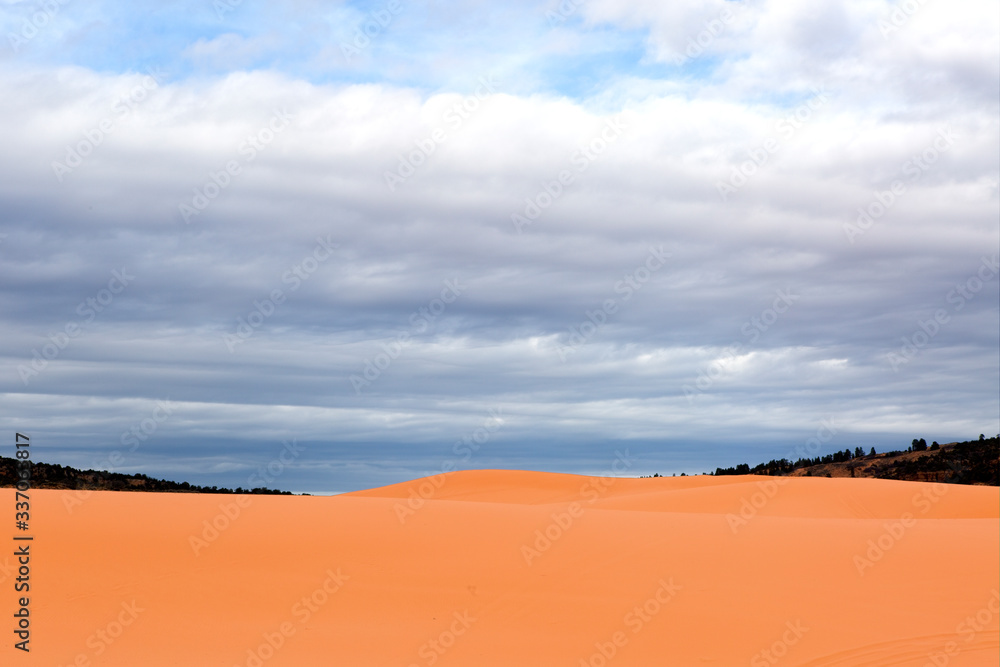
[713,436,999,486]
[0,457,294,494]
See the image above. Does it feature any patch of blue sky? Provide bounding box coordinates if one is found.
[2,0,736,100]
[540,42,665,100]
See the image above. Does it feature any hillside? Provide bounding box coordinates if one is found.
[0,456,294,494]
[714,436,999,485]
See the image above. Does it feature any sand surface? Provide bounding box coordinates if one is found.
[3,471,997,666]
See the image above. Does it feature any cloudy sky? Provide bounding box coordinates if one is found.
[1,0,997,494]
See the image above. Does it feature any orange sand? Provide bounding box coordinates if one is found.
[3,471,997,666]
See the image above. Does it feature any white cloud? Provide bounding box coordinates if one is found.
[182,32,281,71]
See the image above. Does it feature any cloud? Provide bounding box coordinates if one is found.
[0,1,996,492]
[182,32,280,71]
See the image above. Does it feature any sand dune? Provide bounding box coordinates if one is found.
[4,472,997,666]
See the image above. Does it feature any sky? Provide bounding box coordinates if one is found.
[0,0,997,494]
